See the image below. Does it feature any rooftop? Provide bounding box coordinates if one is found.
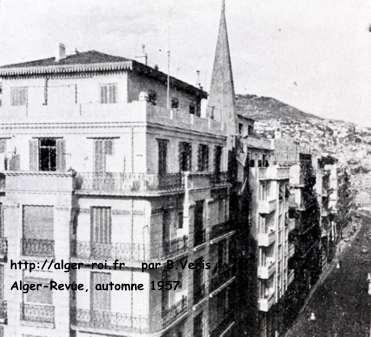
[0,50,207,98]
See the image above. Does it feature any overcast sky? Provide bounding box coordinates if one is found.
[1,0,371,125]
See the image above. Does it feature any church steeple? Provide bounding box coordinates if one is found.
[207,0,237,138]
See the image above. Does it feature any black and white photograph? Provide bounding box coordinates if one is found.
[0,0,370,336]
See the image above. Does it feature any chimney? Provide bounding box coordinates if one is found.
[55,43,66,62]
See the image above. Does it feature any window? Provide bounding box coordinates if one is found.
[179,142,192,172]
[178,210,183,229]
[100,83,117,104]
[24,277,52,305]
[248,125,254,135]
[171,97,179,109]
[189,104,195,115]
[157,139,168,175]
[193,311,203,337]
[197,144,209,172]
[22,205,54,257]
[29,138,65,172]
[91,207,112,245]
[214,146,222,173]
[11,87,28,106]
[238,123,243,134]
[194,200,204,246]
[91,272,111,310]
[148,90,157,105]
[93,138,114,173]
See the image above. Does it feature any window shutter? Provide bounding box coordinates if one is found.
[104,139,113,155]
[56,139,66,172]
[0,140,5,154]
[91,272,111,310]
[205,146,209,171]
[178,142,183,172]
[94,140,105,173]
[29,139,39,171]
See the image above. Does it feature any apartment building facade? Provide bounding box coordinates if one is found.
[0,28,238,337]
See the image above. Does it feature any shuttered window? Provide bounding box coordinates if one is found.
[197,144,209,172]
[91,272,111,310]
[29,138,65,172]
[11,87,28,106]
[100,84,117,104]
[157,139,168,175]
[23,206,54,240]
[214,146,222,173]
[91,207,111,244]
[24,277,52,304]
[179,142,192,172]
[93,139,114,173]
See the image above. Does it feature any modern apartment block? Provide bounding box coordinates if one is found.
[0,4,238,337]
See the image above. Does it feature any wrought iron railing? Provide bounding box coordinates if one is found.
[74,172,184,193]
[71,308,149,333]
[209,313,234,337]
[162,296,187,328]
[21,238,54,257]
[210,172,228,186]
[20,303,55,324]
[73,236,188,262]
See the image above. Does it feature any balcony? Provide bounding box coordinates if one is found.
[162,296,187,328]
[258,199,276,214]
[210,222,233,241]
[71,308,149,333]
[258,260,275,279]
[21,238,54,257]
[257,228,275,247]
[0,301,6,324]
[210,172,229,187]
[73,236,188,263]
[193,283,206,305]
[210,264,235,291]
[0,238,7,260]
[244,135,273,151]
[20,303,55,325]
[288,243,295,257]
[259,166,289,181]
[288,270,295,285]
[74,172,184,195]
[209,313,234,337]
[194,229,206,247]
[258,292,275,312]
[288,218,296,232]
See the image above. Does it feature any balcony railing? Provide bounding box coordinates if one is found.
[21,238,54,257]
[193,283,206,305]
[210,264,235,291]
[162,296,187,328]
[20,303,55,324]
[0,301,6,322]
[210,222,233,240]
[71,308,149,333]
[210,313,234,337]
[73,236,188,262]
[74,172,184,194]
[194,229,206,247]
[0,238,7,259]
[210,172,228,186]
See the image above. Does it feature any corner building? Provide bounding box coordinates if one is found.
[0,45,235,336]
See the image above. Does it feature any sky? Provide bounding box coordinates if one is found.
[0,0,371,125]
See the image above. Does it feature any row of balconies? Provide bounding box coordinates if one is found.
[74,171,229,195]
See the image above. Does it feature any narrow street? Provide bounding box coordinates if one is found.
[286,214,371,337]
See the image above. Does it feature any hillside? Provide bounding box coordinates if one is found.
[236,94,371,197]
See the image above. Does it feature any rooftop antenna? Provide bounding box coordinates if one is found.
[135,44,148,65]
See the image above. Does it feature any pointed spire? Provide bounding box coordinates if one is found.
[207,0,237,139]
